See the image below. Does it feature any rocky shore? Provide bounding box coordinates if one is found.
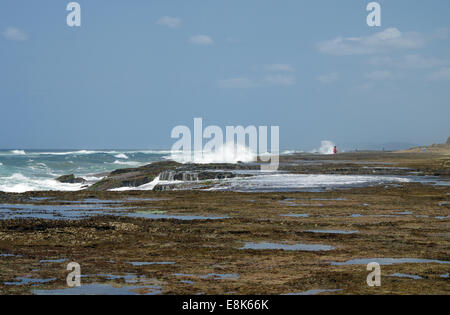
[56,151,450,192]
[0,151,449,295]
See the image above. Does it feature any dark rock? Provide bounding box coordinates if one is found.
[56,174,86,184]
[86,160,259,191]
[88,161,181,191]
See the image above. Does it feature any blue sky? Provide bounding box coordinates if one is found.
[1,0,449,150]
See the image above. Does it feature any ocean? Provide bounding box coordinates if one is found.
[0,150,171,192]
[1,149,446,193]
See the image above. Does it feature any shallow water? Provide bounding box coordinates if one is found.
[331,258,450,266]
[0,253,22,257]
[98,273,148,284]
[207,174,413,192]
[280,213,309,218]
[128,261,175,266]
[126,213,229,221]
[395,211,413,215]
[285,289,342,295]
[180,280,195,284]
[5,277,56,286]
[33,283,162,295]
[0,203,131,220]
[200,273,239,280]
[389,273,422,280]
[241,242,335,251]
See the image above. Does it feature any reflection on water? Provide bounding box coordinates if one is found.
[5,277,56,286]
[127,213,229,220]
[241,242,335,251]
[389,273,422,280]
[0,203,131,220]
[128,261,175,266]
[281,213,309,218]
[33,283,162,295]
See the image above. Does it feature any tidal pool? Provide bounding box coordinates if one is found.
[128,261,175,266]
[33,283,162,295]
[5,277,56,286]
[389,273,422,280]
[126,213,229,220]
[0,203,131,220]
[280,213,309,218]
[241,242,335,251]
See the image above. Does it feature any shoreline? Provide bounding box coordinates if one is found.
[0,151,448,295]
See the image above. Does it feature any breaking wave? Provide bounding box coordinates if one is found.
[170,143,256,164]
[112,160,142,166]
[0,173,83,193]
[312,140,335,155]
[114,153,129,159]
[10,150,26,155]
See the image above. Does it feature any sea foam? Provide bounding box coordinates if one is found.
[0,173,83,193]
[170,142,256,164]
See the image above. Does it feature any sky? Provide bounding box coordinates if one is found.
[1,0,449,150]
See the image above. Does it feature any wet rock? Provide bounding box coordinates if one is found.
[88,161,181,191]
[87,161,257,191]
[56,174,86,184]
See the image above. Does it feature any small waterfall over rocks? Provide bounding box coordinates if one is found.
[158,170,236,182]
[159,170,200,181]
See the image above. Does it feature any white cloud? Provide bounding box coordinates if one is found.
[317,28,425,55]
[427,67,450,80]
[3,26,28,41]
[263,74,295,86]
[365,70,395,80]
[189,35,213,45]
[264,64,295,72]
[218,78,258,89]
[156,16,181,29]
[369,54,448,70]
[317,72,339,84]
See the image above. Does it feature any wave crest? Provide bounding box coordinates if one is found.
[170,143,256,164]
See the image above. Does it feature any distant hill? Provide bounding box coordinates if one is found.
[342,142,418,152]
[397,137,450,154]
